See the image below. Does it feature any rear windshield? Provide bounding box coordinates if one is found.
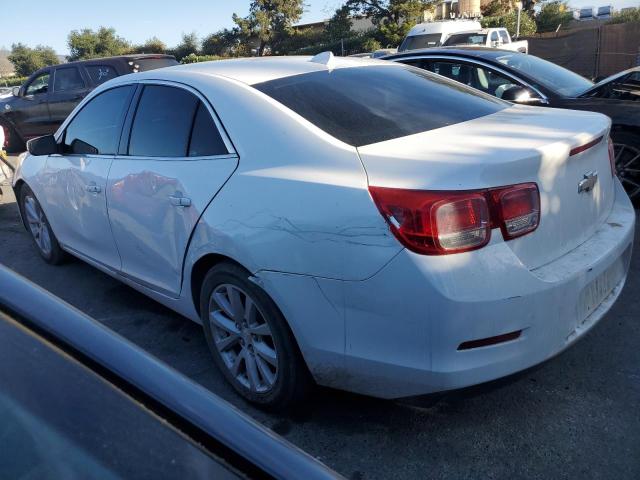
[134,57,179,72]
[399,33,442,51]
[253,65,507,147]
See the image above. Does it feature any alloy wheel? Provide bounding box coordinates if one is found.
[614,142,640,200]
[24,195,52,257]
[208,284,278,393]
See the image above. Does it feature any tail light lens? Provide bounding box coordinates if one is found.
[489,183,540,240]
[608,137,616,177]
[369,183,540,255]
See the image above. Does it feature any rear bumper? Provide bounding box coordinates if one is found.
[335,179,635,398]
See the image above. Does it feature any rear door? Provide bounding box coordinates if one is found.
[48,66,92,127]
[107,82,238,296]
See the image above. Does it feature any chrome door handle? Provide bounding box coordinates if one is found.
[86,183,101,193]
[169,195,191,207]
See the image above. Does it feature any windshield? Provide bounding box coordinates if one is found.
[444,33,487,46]
[492,52,593,97]
[254,65,507,147]
[399,33,442,51]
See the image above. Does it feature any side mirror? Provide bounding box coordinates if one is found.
[11,86,21,97]
[27,135,60,156]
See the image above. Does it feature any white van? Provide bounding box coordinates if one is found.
[398,20,482,52]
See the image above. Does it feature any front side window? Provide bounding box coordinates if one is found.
[64,86,134,155]
[128,85,199,157]
[490,31,499,43]
[254,65,506,147]
[54,67,84,92]
[85,65,118,85]
[25,73,49,96]
[427,61,528,99]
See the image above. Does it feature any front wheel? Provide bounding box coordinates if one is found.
[19,185,66,264]
[200,263,312,410]
[612,131,640,201]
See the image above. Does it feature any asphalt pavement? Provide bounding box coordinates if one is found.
[1,154,639,480]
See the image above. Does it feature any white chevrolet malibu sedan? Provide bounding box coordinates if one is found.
[13,53,635,408]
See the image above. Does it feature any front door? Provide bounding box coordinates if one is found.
[48,66,91,128]
[14,70,52,139]
[41,85,136,269]
[107,83,238,296]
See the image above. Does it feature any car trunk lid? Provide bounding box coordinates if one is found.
[357,105,615,270]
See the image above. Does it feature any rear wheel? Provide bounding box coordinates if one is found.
[612,131,640,201]
[18,185,66,264]
[200,262,312,409]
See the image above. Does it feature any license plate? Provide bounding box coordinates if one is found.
[578,260,624,322]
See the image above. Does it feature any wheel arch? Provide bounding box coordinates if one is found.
[190,253,248,318]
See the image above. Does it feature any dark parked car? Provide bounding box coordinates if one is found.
[0,265,341,480]
[384,47,640,199]
[0,54,178,152]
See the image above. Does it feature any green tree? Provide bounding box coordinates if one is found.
[233,0,304,56]
[67,27,130,61]
[482,10,537,37]
[324,5,353,42]
[201,29,246,56]
[607,7,640,24]
[481,0,515,17]
[344,0,436,47]
[171,32,200,61]
[133,37,167,54]
[8,43,60,77]
[536,1,573,32]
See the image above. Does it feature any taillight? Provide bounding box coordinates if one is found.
[608,137,616,177]
[488,183,540,240]
[369,183,540,255]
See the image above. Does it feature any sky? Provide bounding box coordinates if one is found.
[0,0,637,55]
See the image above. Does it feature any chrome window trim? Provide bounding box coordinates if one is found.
[392,54,550,104]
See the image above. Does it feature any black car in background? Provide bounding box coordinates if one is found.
[0,54,178,152]
[384,47,640,199]
[0,265,340,480]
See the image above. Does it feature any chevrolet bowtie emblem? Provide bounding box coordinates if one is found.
[578,171,598,194]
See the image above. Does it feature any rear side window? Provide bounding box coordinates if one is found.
[64,86,134,155]
[85,65,118,85]
[54,67,84,92]
[499,30,510,44]
[188,103,228,156]
[129,85,199,157]
[254,65,506,147]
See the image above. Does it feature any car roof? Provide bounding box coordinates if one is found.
[61,54,176,68]
[135,54,388,86]
[384,46,518,60]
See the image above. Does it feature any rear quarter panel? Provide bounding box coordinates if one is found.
[170,72,402,281]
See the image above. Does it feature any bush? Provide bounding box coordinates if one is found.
[482,11,537,37]
[180,54,225,64]
[1,76,28,87]
[289,31,382,56]
[608,7,640,24]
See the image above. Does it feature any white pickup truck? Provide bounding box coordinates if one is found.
[442,28,528,53]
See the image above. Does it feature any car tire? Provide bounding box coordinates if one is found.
[611,130,640,202]
[0,121,25,153]
[18,184,66,264]
[200,262,312,410]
